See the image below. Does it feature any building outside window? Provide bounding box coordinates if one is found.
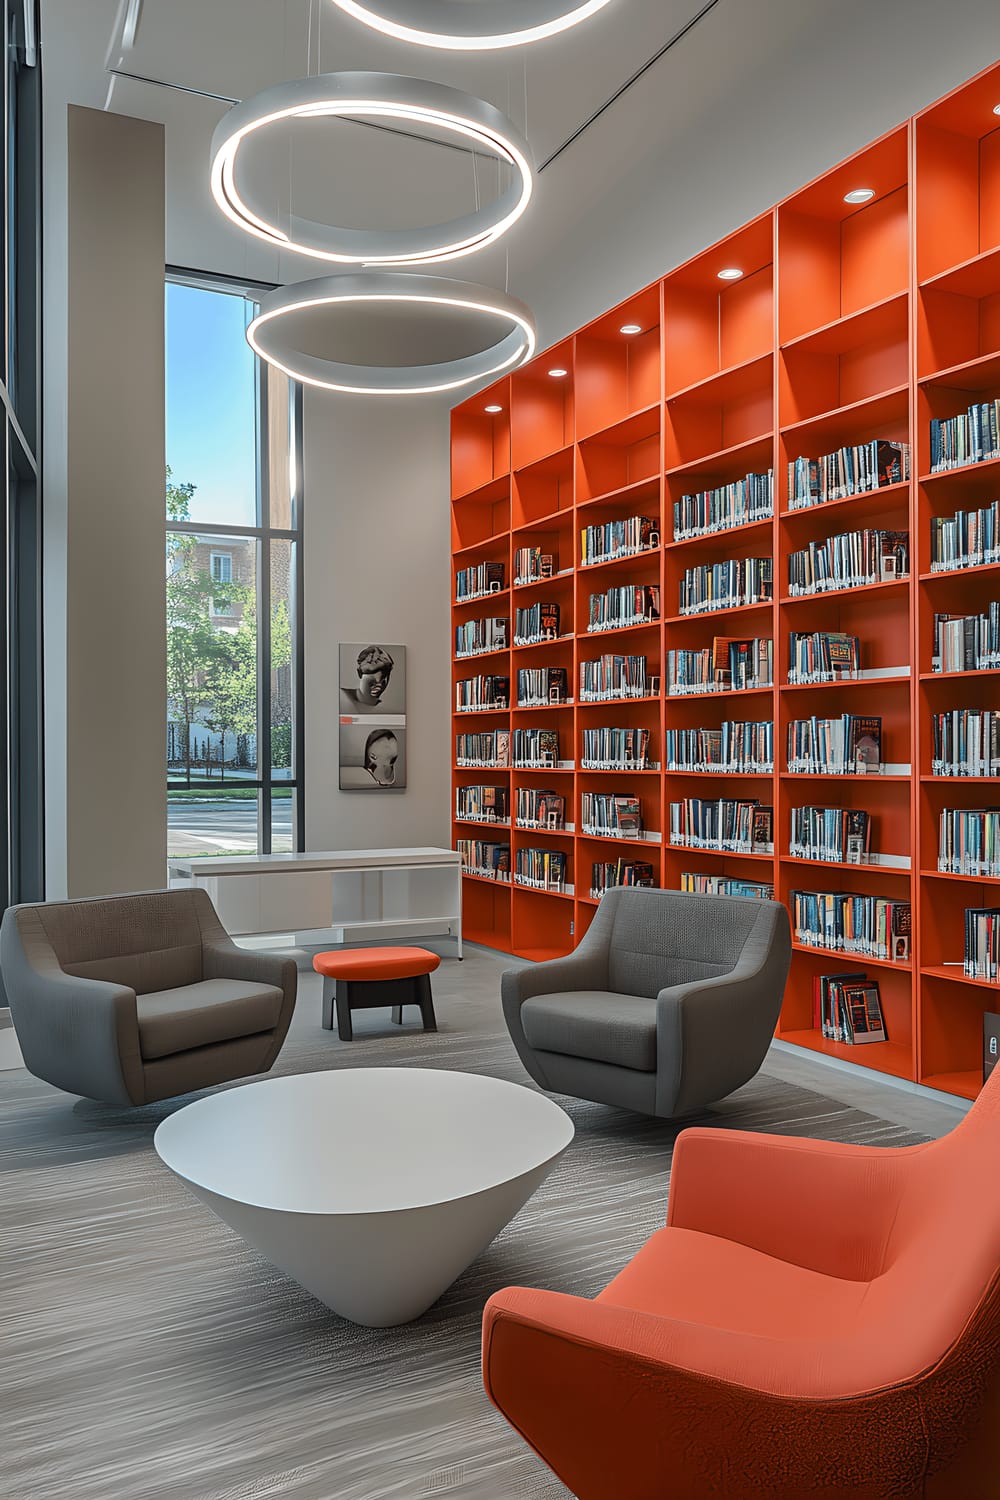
[165,274,303,858]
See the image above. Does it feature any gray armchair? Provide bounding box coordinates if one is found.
[502,887,791,1118]
[0,888,297,1106]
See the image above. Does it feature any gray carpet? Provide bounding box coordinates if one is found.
[1,948,930,1500]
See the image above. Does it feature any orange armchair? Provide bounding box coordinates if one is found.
[483,1070,1000,1499]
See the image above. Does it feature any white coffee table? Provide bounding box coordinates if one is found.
[153,1068,574,1326]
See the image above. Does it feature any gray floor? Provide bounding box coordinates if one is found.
[0,946,966,1500]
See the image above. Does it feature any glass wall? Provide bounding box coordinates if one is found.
[1,0,41,912]
[165,277,303,858]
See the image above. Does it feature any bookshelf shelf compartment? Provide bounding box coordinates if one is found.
[450,60,1000,1100]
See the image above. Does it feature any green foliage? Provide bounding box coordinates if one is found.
[166,467,294,779]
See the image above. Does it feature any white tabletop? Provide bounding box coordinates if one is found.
[168,847,460,877]
[154,1068,574,1216]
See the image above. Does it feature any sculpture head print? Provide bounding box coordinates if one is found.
[364,727,399,786]
[355,645,394,707]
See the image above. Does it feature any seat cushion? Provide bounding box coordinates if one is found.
[312,946,441,981]
[599,1224,871,1342]
[136,979,284,1060]
[521,990,657,1072]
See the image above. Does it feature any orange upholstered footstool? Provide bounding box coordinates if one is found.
[313,947,440,1041]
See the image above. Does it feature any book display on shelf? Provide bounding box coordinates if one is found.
[450,57,1000,1098]
[816,973,888,1044]
[673,470,773,539]
[455,785,510,824]
[932,607,1000,671]
[965,908,1000,982]
[591,860,655,898]
[787,440,909,509]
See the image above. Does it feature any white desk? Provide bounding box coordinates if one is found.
[168,847,462,955]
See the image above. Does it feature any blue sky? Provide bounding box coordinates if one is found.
[166,282,258,527]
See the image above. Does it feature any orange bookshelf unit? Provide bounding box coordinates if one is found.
[450,61,1000,1099]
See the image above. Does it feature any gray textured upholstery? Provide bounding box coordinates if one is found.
[521,991,657,1071]
[0,888,297,1106]
[502,887,791,1119]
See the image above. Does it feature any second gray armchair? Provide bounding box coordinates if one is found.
[502,886,791,1119]
[0,887,297,1106]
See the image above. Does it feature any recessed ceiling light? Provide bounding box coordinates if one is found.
[844,188,875,204]
[484,404,504,414]
[548,367,568,378]
[619,323,642,335]
[717,268,743,280]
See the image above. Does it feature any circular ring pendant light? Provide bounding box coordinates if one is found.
[210,71,534,266]
[328,0,615,49]
[247,273,537,396]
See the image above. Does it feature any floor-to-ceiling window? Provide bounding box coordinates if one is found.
[165,273,303,858]
[1,0,41,911]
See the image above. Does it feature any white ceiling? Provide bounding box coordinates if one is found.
[41,0,1000,356]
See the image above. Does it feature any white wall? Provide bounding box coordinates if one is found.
[302,390,452,849]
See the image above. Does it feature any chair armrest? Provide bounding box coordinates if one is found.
[654,925,789,1114]
[202,939,297,997]
[501,947,610,1010]
[483,1286,929,1497]
[6,966,142,1105]
[666,1126,926,1280]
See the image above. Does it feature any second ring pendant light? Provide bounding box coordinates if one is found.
[328,0,615,50]
[210,71,535,267]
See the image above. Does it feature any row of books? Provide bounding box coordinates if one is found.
[965,907,1000,982]
[787,528,908,595]
[457,839,510,879]
[579,654,652,701]
[929,500,1000,571]
[455,785,509,823]
[586,584,660,632]
[933,607,1000,673]
[580,793,642,838]
[790,806,871,864]
[938,809,1000,878]
[516,788,566,829]
[786,714,882,775]
[591,861,655,897]
[511,728,560,766]
[514,547,557,585]
[787,439,909,509]
[815,972,888,1044]
[791,890,911,961]
[580,726,651,769]
[666,638,773,695]
[673,470,773,540]
[455,675,508,712]
[514,601,560,645]
[667,798,773,854]
[456,730,509,767]
[580,516,658,567]
[456,560,504,601]
[515,848,567,891]
[664,721,773,774]
[516,666,568,706]
[930,710,1000,778]
[930,398,1000,472]
[454,616,507,657]
[678,557,772,615]
[788,631,861,683]
[679,872,774,898]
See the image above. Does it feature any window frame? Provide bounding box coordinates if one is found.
[165,266,305,857]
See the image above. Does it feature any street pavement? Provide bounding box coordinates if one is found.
[167,798,293,857]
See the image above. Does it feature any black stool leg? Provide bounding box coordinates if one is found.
[321,976,335,1031]
[335,980,354,1041]
[417,972,437,1032]
[391,974,417,1024]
